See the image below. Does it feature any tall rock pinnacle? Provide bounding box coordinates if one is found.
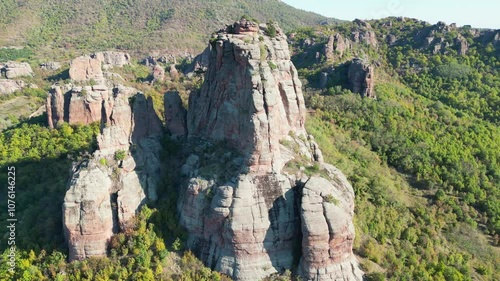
[179,19,363,281]
[187,19,306,173]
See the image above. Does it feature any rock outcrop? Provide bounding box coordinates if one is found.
[186,46,211,74]
[179,20,363,281]
[348,58,376,98]
[324,33,350,60]
[40,62,62,71]
[1,61,33,79]
[455,35,469,55]
[49,52,133,128]
[69,51,130,82]
[169,64,179,80]
[152,65,165,82]
[56,51,162,261]
[69,55,104,82]
[351,19,378,47]
[95,51,130,69]
[0,79,25,94]
[62,88,163,261]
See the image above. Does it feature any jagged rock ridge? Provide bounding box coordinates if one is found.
[179,19,363,281]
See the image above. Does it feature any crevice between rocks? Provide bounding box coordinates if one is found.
[110,193,120,234]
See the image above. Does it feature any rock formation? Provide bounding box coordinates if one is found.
[351,20,377,47]
[94,51,130,69]
[186,46,211,74]
[54,51,162,261]
[69,55,104,82]
[40,62,62,71]
[169,64,179,80]
[348,58,376,98]
[68,51,130,82]
[49,52,132,128]
[179,20,363,281]
[324,33,350,60]
[152,65,165,82]
[0,79,25,94]
[63,90,163,261]
[455,35,469,55]
[1,61,33,79]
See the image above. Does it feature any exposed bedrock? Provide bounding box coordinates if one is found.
[179,19,363,281]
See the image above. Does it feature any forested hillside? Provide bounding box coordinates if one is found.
[0,0,335,57]
[291,17,500,280]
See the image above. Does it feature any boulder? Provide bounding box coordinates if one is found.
[69,55,104,82]
[95,51,131,69]
[152,65,165,82]
[40,62,62,71]
[2,61,33,79]
[0,79,25,94]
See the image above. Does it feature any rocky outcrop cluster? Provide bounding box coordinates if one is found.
[0,61,37,94]
[68,51,130,82]
[178,20,363,281]
[413,21,478,55]
[324,33,350,60]
[351,19,378,47]
[63,90,163,260]
[348,58,376,98]
[50,51,162,261]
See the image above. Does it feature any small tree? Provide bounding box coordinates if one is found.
[115,150,126,161]
[266,21,277,37]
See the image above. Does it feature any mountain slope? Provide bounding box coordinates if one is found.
[0,0,337,56]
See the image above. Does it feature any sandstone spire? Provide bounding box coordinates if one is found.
[179,19,363,281]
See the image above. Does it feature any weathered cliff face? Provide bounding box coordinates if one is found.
[68,51,130,82]
[348,58,376,98]
[179,20,363,281]
[62,88,163,261]
[164,91,187,137]
[188,19,306,173]
[57,52,162,261]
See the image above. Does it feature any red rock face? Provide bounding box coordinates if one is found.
[233,19,259,35]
